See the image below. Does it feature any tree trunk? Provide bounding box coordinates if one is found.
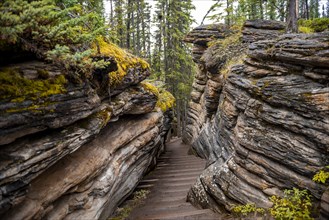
[287,0,298,33]
[136,1,141,55]
[306,0,309,19]
[141,1,146,55]
[260,0,264,19]
[126,0,131,49]
[109,0,114,27]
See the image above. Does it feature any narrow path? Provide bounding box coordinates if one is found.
[128,138,220,220]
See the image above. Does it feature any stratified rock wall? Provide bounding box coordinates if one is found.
[182,24,231,144]
[0,45,171,219]
[2,112,164,220]
[184,20,329,217]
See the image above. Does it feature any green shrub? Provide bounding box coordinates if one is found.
[313,166,329,184]
[269,188,313,220]
[298,18,329,33]
[232,203,265,217]
[299,26,314,34]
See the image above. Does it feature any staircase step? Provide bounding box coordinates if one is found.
[133,209,218,220]
[122,138,222,220]
[150,171,203,179]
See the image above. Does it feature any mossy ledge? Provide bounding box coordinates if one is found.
[140,81,175,112]
[0,68,67,103]
[94,38,150,86]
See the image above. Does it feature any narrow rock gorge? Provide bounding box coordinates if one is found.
[183,20,329,218]
[0,42,172,219]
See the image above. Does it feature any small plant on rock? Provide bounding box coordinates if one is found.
[232,203,265,217]
[109,189,150,220]
[313,165,329,184]
[269,188,313,220]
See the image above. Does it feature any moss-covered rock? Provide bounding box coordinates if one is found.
[0,68,67,102]
[94,38,150,86]
[140,81,175,112]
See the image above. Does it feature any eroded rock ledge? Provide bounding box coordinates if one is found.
[183,20,329,218]
[0,43,172,219]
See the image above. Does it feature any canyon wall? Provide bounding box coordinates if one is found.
[183,20,329,218]
[0,44,171,219]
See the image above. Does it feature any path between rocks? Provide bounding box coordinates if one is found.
[127,138,221,220]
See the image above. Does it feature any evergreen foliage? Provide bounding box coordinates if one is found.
[204,0,326,29]
[2,0,327,136]
[298,17,329,32]
[109,0,152,60]
[0,0,108,75]
[151,0,196,136]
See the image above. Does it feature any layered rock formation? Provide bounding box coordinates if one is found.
[183,20,329,217]
[0,43,171,219]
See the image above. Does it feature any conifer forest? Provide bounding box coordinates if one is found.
[1,0,329,135]
[0,0,328,220]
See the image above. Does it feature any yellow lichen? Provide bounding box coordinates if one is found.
[6,102,56,114]
[156,88,175,112]
[140,82,160,97]
[0,68,67,102]
[93,37,150,86]
[139,81,175,112]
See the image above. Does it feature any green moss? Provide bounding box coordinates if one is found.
[221,54,246,78]
[37,69,50,79]
[5,101,56,114]
[139,81,175,112]
[96,108,112,128]
[93,37,150,86]
[299,26,314,34]
[140,82,160,97]
[156,88,175,112]
[0,68,67,102]
[266,44,276,56]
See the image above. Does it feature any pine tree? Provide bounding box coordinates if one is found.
[275,0,287,21]
[0,0,108,74]
[113,0,126,47]
[322,4,326,17]
[300,0,310,19]
[152,0,196,136]
[266,0,277,20]
[310,0,320,18]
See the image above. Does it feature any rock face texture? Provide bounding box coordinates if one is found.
[183,20,329,217]
[0,45,171,219]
